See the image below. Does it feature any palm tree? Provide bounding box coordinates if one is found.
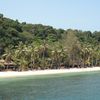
[93,45,100,66]
[12,42,30,71]
[2,45,14,70]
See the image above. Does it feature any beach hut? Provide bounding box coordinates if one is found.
[0,59,18,71]
[0,59,5,71]
[4,61,17,71]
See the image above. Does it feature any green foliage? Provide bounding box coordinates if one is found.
[0,14,100,70]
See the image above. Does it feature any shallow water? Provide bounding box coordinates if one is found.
[0,71,100,100]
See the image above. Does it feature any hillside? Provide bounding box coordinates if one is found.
[0,13,100,70]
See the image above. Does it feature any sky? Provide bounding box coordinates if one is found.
[0,0,100,31]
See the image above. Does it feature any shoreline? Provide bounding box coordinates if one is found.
[0,67,100,78]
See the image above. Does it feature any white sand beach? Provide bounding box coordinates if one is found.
[0,67,100,78]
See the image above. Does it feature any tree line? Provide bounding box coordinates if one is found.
[0,14,100,71]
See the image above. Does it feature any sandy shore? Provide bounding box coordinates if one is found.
[0,67,100,78]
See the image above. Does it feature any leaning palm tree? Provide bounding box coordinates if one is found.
[39,43,48,69]
[80,43,94,67]
[2,45,14,70]
[29,44,40,70]
[50,41,63,69]
[93,45,100,66]
[12,42,30,71]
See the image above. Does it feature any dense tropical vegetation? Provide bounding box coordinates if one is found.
[0,13,100,71]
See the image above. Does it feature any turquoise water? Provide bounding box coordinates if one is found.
[0,71,100,100]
